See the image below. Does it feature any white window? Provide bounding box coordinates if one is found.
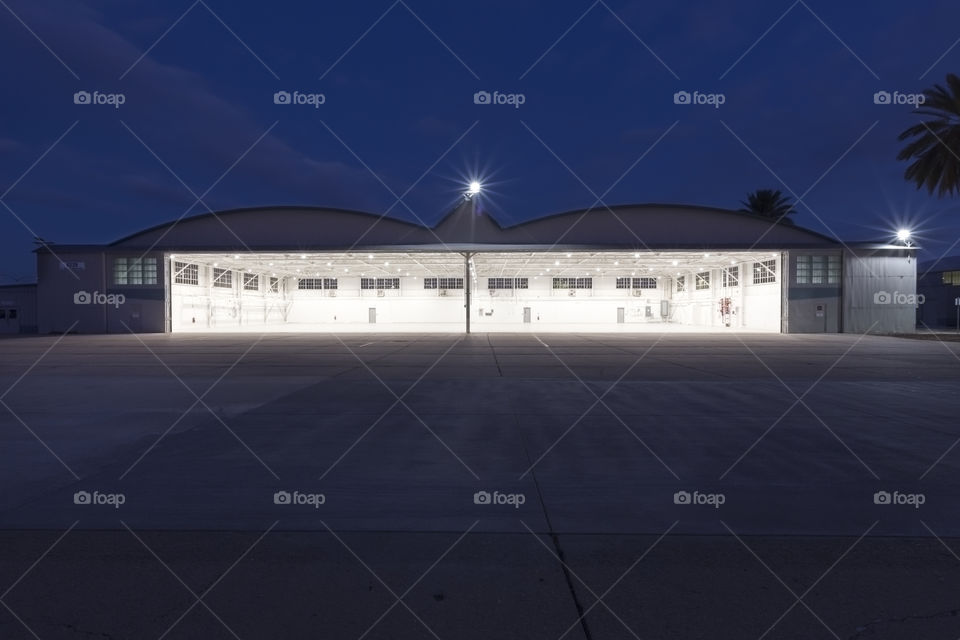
[552,277,592,289]
[695,271,710,290]
[113,257,158,285]
[616,277,632,289]
[676,276,685,292]
[362,278,400,289]
[212,268,232,288]
[722,267,739,287]
[488,277,514,289]
[174,261,198,285]
[298,278,337,290]
[268,277,280,293]
[753,259,777,284]
[243,273,259,291]
[634,277,657,289]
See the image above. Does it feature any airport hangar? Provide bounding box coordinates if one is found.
[33,201,918,335]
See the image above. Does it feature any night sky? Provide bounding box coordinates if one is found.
[2,0,959,283]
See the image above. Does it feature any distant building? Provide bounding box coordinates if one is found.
[0,284,38,334]
[917,256,960,330]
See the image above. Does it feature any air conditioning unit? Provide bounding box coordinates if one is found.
[568,289,576,297]
[377,289,385,297]
[632,289,643,297]
[488,289,497,296]
[439,289,448,297]
[329,290,337,297]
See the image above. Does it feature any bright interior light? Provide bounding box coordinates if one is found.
[468,181,482,195]
[897,228,912,242]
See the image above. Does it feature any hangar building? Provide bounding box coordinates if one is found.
[32,201,918,334]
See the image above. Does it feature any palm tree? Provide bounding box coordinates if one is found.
[897,73,960,197]
[739,189,795,223]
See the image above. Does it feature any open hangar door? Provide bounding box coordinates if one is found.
[168,250,783,333]
[470,250,783,332]
[169,251,469,332]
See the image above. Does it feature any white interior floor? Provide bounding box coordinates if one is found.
[170,250,783,333]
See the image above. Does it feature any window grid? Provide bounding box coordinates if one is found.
[212,268,232,288]
[488,277,514,289]
[113,257,158,285]
[943,271,960,285]
[753,259,777,284]
[243,273,259,291]
[676,276,685,292]
[722,267,739,288]
[695,271,710,290]
[174,261,198,285]
[552,277,593,289]
[361,277,400,290]
[268,277,280,293]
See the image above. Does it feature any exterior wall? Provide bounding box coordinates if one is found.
[917,269,960,329]
[0,284,38,334]
[841,249,917,334]
[783,249,843,333]
[37,251,166,334]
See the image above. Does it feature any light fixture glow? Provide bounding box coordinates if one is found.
[896,228,912,243]
[467,181,482,196]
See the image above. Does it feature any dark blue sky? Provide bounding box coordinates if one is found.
[2,0,959,282]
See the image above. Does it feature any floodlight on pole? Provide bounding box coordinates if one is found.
[464,181,482,199]
[896,228,912,245]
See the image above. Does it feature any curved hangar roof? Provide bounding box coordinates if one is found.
[108,203,839,251]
